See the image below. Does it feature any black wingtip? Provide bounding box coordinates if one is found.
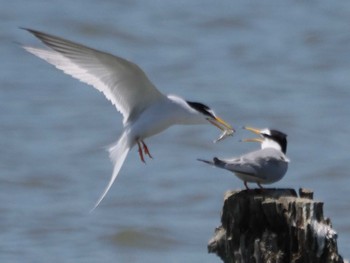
[16,27,36,48]
[197,158,213,165]
[19,27,33,32]
[213,157,224,165]
[21,27,43,36]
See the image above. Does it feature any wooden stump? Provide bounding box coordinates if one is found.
[208,188,344,263]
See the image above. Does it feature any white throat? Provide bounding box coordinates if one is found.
[261,138,282,151]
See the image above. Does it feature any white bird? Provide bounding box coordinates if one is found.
[198,127,289,189]
[22,28,234,210]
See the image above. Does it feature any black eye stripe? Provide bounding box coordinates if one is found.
[186,101,214,118]
[262,133,272,138]
[263,130,288,154]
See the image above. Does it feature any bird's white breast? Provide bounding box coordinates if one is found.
[127,96,206,142]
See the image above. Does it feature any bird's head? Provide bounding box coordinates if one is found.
[186,100,234,133]
[242,126,288,154]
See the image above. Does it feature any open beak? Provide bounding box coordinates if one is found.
[209,116,235,132]
[243,126,261,135]
[242,126,263,144]
[241,138,264,143]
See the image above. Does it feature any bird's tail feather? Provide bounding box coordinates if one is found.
[213,157,225,166]
[197,158,214,165]
[197,157,227,169]
[90,133,130,212]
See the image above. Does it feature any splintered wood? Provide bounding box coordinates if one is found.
[208,188,344,263]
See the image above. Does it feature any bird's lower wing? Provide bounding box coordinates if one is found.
[218,157,267,179]
[90,133,130,211]
[23,28,165,124]
[228,163,268,180]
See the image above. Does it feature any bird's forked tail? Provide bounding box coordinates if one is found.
[197,158,214,165]
[197,157,225,168]
[90,133,130,212]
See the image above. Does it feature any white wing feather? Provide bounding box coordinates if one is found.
[23,29,165,124]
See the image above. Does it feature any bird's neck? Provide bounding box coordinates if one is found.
[261,139,282,152]
[166,95,207,125]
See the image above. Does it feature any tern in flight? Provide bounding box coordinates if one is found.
[22,28,234,209]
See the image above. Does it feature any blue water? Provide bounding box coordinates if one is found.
[1,0,350,262]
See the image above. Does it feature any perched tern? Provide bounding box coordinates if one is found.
[198,127,289,189]
[22,28,234,209]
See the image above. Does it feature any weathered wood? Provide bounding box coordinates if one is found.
[208,188,344,263]
[299,188,314,200]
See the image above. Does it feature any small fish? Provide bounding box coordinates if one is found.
[214,129,234,143]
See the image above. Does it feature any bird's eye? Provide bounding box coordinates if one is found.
[186,101,214,118]
[262,133,271,138]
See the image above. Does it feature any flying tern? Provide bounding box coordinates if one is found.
[22,28,234,209]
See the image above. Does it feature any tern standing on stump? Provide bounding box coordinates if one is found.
[22,28,235,210]
[198,127,289,189]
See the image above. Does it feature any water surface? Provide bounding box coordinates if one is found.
[1,1,350,262]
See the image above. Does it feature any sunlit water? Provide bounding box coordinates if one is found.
[1,1,350,262]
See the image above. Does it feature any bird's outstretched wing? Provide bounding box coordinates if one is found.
[22,28,165,124]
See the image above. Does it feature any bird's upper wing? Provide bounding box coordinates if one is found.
[23,28,165,124]
[220,157,261,177]
[220,148,287,179]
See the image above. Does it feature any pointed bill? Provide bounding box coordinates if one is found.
[241,126,264,144]
[210,117,235,143]
[243,126,261,135]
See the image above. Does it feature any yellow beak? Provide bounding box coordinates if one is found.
[242,126,263,144]
[209,116,235,132]
[242,138,264,143]
[243,126,261,135]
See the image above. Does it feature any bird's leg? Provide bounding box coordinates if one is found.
[244,181,250,190]
[137,141,146,163]
[257,183,264,189]
[141,140,153,159]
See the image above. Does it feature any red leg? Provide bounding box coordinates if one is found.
[137,141,145,163]
[244,181,250,190]
[141,140,153,159]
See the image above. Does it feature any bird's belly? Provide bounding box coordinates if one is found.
[127,98,205,142]
[263,161,288,184]
[128,112,174,141]
[234,173,266,183]
[234,162,288,184]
